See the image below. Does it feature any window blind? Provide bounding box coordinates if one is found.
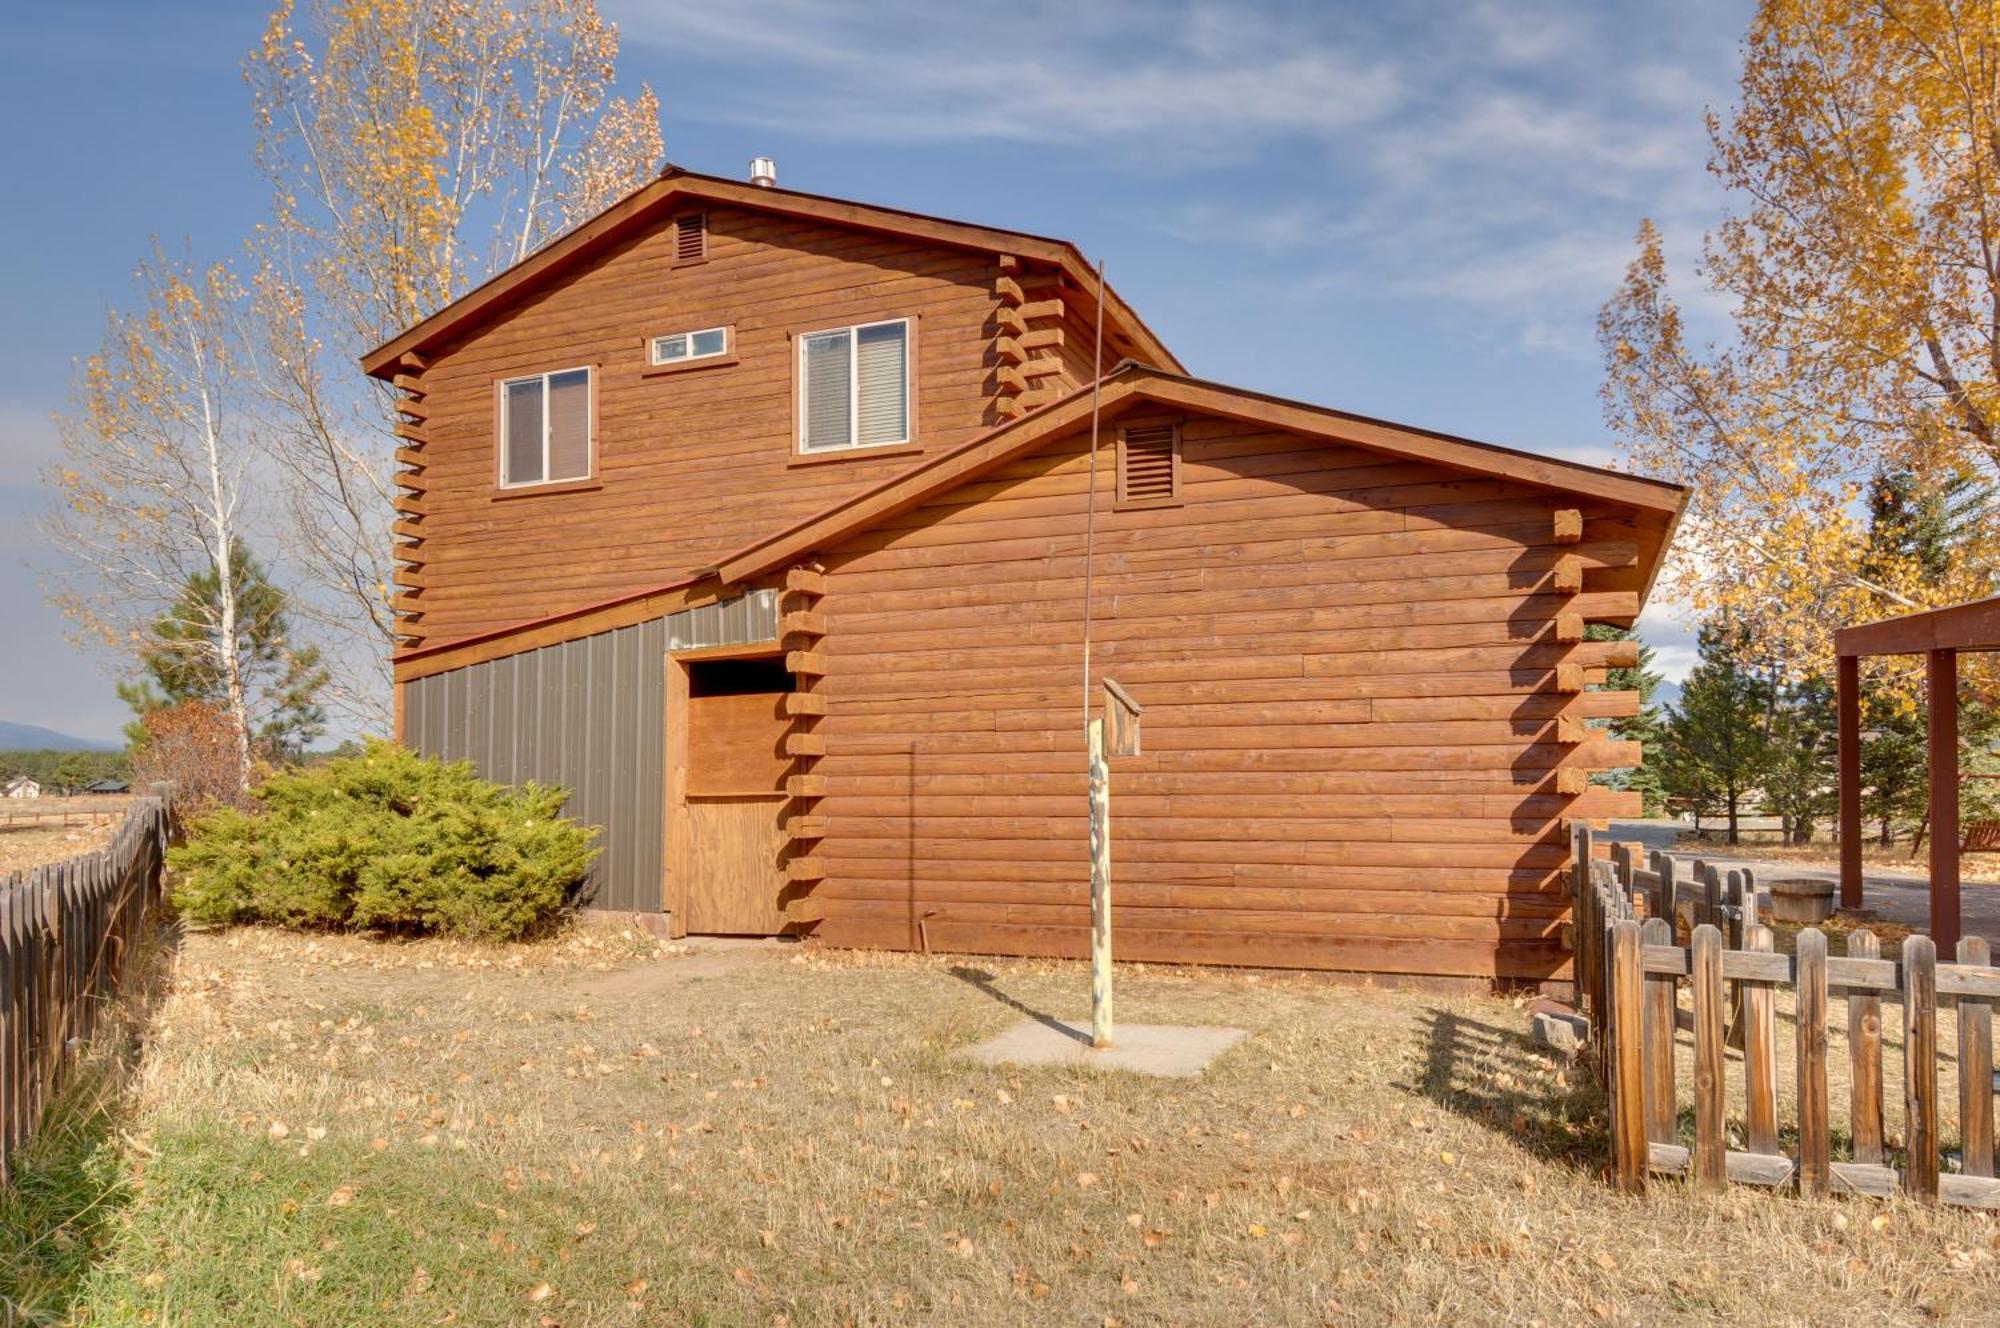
[504,379,544,484]
[854,321,908,446]
[545,369,591,481]
[802,330,852,451]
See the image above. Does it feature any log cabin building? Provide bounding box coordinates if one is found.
[366,162,1688,982]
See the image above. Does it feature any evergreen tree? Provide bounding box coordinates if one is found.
[1586,623,1668,815]
[121,543,329,762]
[1851,467,2000,847]
[1764,675,1837,843]
[1660,619,1775,843]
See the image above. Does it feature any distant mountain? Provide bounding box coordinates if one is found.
[0,720,118,752]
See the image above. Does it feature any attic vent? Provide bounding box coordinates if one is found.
[1117,422,1180,507]
[674,212,707,264]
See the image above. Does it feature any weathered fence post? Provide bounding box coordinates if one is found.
[1904,934,1940,1203]
[1795,927,1830,1197]
[1845,930,1884,1168]
[1960,937,1995,1181]
[1742,924,1779,1156]
[1608,919,1647,1194]
[1691,924,1727,1189]
[1640,915,1676,1152]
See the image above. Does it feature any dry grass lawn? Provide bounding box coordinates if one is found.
[0,817,119,877]
[4,926,2000,1326]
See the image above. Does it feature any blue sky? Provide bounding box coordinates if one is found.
[0,0,1748,742]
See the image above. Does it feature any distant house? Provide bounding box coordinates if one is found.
[84,779,130,794]
[3,776,42,799]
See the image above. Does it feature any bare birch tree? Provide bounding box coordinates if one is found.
[46,247,266,792]
[245,0,662,727]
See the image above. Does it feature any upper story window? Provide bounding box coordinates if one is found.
[651,326,729,366]
[499,367,592,488]
[798,317,910,454]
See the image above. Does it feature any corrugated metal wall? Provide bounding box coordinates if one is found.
[404,590,779,913]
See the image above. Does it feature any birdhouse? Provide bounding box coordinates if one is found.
[1102,677,1143,757]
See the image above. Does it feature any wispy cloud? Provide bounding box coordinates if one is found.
[616,0,1749,362]
[618,1,1406,156]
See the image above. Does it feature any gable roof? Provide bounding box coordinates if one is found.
[708,362,1688,585]
[395,364,1688,680]
[361,165,1182,378]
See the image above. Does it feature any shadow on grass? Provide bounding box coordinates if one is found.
[946,966,1090,1045]
[1407,1006,1607,1174]
[0,918,181,1325]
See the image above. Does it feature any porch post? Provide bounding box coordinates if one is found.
[1927,647,1961,954]
[1837,652,1863,911]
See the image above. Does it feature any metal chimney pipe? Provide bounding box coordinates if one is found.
[749,156,777,188]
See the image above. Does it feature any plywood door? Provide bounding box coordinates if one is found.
[682,795,788,933]
[679,687,790,934]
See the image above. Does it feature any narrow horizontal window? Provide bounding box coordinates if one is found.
[798,317,910,454]
[498,366,593,487]
[650,326,730,366]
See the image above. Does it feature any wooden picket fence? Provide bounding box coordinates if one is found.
[1571,826,2000,1207]
[0,784,174,1187]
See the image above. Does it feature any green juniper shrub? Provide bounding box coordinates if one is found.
[169,739,597,940]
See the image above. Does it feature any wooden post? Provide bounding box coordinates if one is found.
[1087,715,1112,1049]
[1904,933,1939,1203]
[1743,924,1779,1155]
[1846,930,1884,1166]
[1837,652,1863,911]
[1691,925,1727,1189]
[1608,920,1647,1194]
[1927,648,1961,956]
[1640,916,1677,1150]
[1957,937,1993,1180]
[1795,928,1830,1196]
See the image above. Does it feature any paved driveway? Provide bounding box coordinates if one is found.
[1606,819,2000,947]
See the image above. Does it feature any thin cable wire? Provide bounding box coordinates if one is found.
[1082,259,1106,734]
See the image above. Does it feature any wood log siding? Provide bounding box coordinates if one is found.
[781,563,828,919]
[793,409,1648,978]
[392,354,430,645]
[991,262,1069,420]
[404,207,1039,645]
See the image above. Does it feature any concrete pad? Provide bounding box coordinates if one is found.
[964,1018,1247,1078]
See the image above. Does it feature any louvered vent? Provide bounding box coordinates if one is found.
[675,212,707,263]
[1119,423,1179,505]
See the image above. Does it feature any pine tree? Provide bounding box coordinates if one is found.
[1763,676,1837,843]
[1586,623,1668,815]
[1660,619,1775,844]
[121,543,329,762]
[1852,467,2000,847]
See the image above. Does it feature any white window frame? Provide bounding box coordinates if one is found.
[497,365,594,489]
[649,326,730,367]
[796,316,913,454]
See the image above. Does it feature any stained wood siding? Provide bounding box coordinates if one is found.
[404,206,1022,645]
[802,411,1650,979]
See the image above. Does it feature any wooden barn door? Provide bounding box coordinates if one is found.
[669,653,793,935]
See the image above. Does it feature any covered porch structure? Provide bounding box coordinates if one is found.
[1835,595,2000,955]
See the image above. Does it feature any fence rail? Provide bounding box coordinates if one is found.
[0,784,174,1187]
[1571,825,2000,1208]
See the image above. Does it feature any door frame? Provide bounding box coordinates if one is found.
[661,641,785,937]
